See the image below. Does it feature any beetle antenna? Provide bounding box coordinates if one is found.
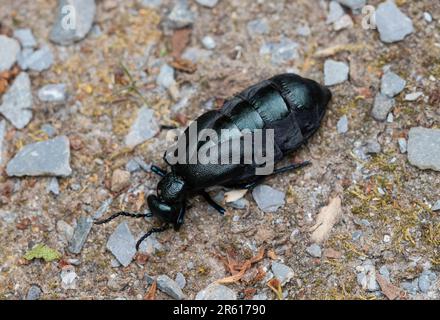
[94,211,153,225]
[136,224,170,251]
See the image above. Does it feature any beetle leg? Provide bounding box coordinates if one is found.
[136,224,170,251]
[160,125,178,130]
[151,165,167,177]
[94,211,152,225]
[201,191,226,215]
[272,160,311,175]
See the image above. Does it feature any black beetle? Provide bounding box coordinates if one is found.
[96,73,332,249]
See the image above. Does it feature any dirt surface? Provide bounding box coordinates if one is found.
[0,0,439,300]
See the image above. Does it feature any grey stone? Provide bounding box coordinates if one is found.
[381,71,406,97]
[398,138,407,154]
[401,279,419,295]
[0,36,20,72]
[371,93,395,121]
[253,293,268,300]
[0,72,33,129]
[146,274,185,299]
[26,285,42,300]
[327,1,345,24]
[0,120,6,166]
[0,210,17,224]
[110,258,121,268]
[93,198,113,219]
[306,243,322,258]
[296,24,311,37]
[324,59,349,86]
[387,113,394,123]
[156,64,175,89]
[432,200,440,212]
[201,36,216,50]
[38,84,67,103]
[141,0,161,8]
[168,0,195,29]
[68,216,93,254]
[57,220,74,242]
[271,262,294,285]
[333,14,353,31]
[50,0,96,45]
[47,177,60,195]
[247,19,270,36]
[175,272,186,289]
[405,92,423,101]
[352,230,363,241]
[365,140,381,154]
[21,46,54,72]
[337,115,348,134]
[376,0,414,43]
[379,265,391,282]
[60,266,77,289]
[260,38,299,65]
[125,158,141,172]
[228,198,248,210]
[41,123,56,137]
[6,136,72,177]
[252,184,285,212]
[407,127,440,171]
[357,262,379,292]
[107,222,136,267]
[418,270,437,293]
[196,283,237,300]
[424,12,432,23]
[17,48,34,70]
[336,0,365,11]
[13,29,37,48]
[195,0,218,8]
[124,106,159,148]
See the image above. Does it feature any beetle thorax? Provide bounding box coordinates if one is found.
[157,173,186,204]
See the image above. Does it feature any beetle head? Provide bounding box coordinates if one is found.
[147,173,187,228]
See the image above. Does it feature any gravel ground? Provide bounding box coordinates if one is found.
[0,0,439,300]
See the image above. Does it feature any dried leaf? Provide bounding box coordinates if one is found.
[323,248,342,259]
[171,28,191,58]
[314,44,364,58]
[216,260,251,284]
[267,249,278,260]
[376,273,404,300]
[243,288,257,300]
[310,196,342,244]
[24,244,62,262]
[170,58,197,74]
[144,280,157,300]
[224,189,247,203]
[267,278,283,300]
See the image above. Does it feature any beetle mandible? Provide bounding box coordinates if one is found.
[96,73,332,250]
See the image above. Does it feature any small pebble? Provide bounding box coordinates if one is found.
[432,200,440,212]
[47,177,60,195]
[107,222,137,267]
[306,244,322,258]
[60,266,77,290]
[371,93,395,121]
[296,24,311,37]
[0,35,20,72]
[404,92,423,101]
[6,136,72,177]
[68,216,93,254]
[352,230,362,241]
[57,220,74,242]
[93,198,113,219]
[201,36,216,50]
[21,46,54,72]
[365,140,381,154]
[324,59,349,86]
[247,19,270,35]
[125,159,141,172]
[379,266,391,282]
[13,28,37,48]
[111,169,131,192]
[386,113,394,123]
[145,274,185,299]
[125,106,160,148]
[423,12,432,23]
[326,1,345,24]
[195,0,218,8]
[375,0,414,43]
[357,262,379,292]
[0,72,33,129]
[407,127,440,171]
[336,0,365,11]
[418,270,437,293]
[38,84,67,103]
[41,124,56,137]
[252,185,285,212]
[175,272,186,289]
[271,262,294,285]
[333,14,353,31]
[337,115,348,134]
[138,233,163,255]
[168,0,195,29]
[398,138,407,154]
[259,38,299,65]
[156,63,176,89]
[26,285,42,300]
[381,71,406,97]
[383,234,391,243]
